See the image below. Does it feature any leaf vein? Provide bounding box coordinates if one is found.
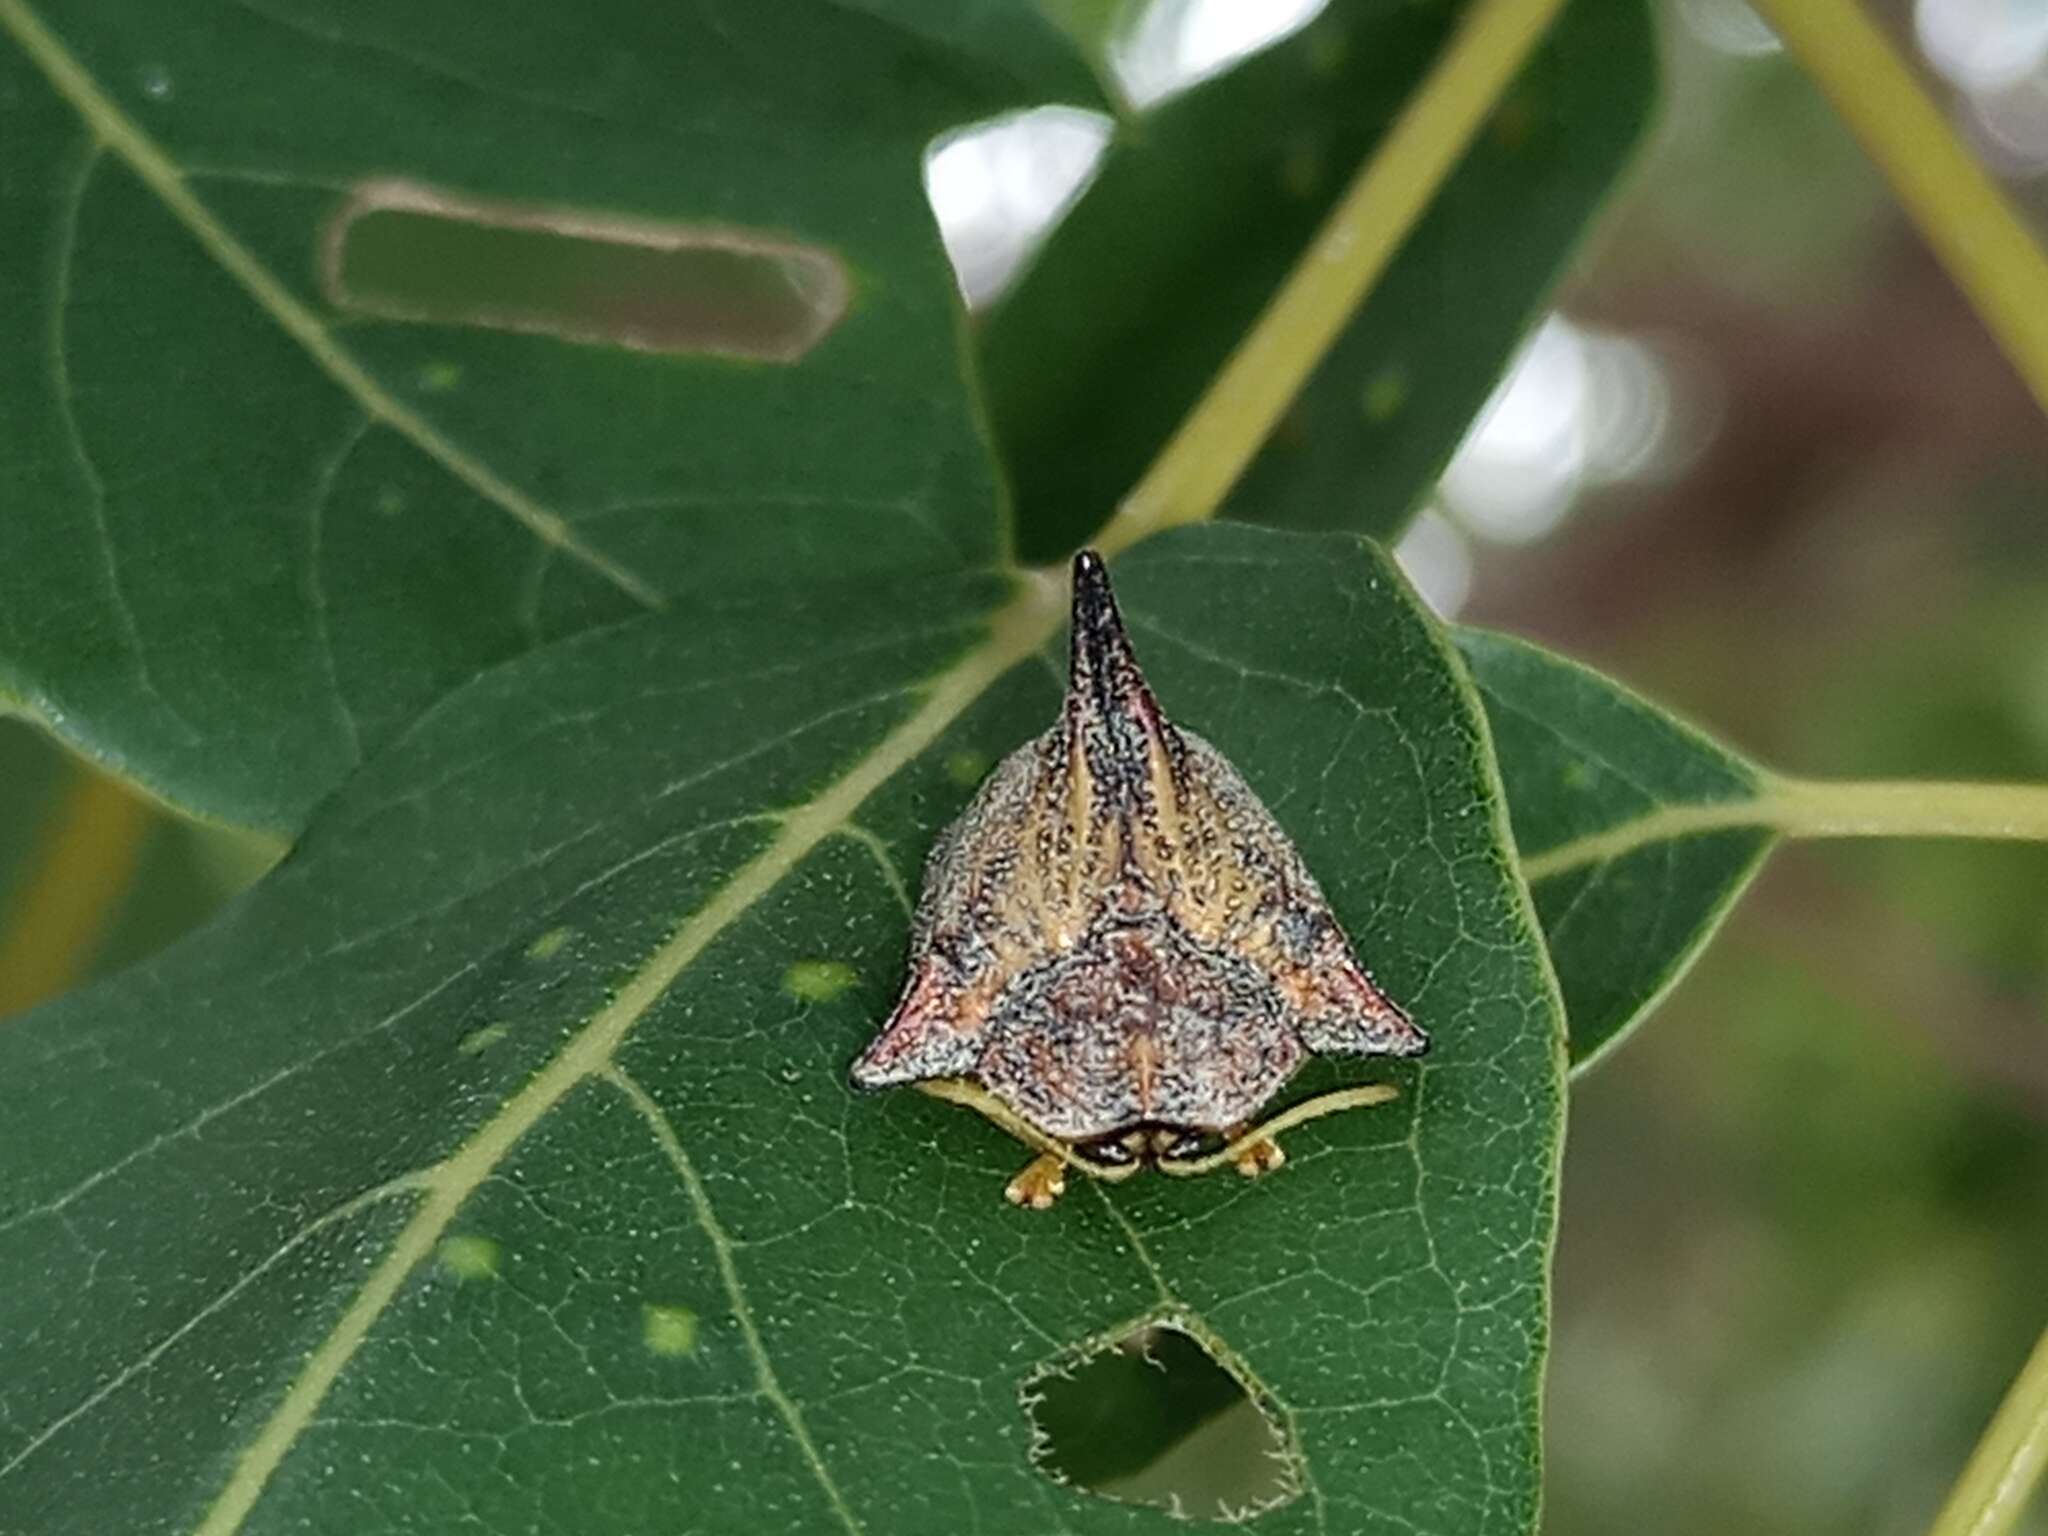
[832,822,914,921]
[1519,800,1774,883]
[0,962,475,1237]
[45,135,200,742]
[185,575,1060,1533]
[0,0,666,611]
[0,1172,425,1481]
[603,1064,865,1536]
[301,413,371,764]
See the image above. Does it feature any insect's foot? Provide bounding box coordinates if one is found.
[1234,1138,1286,1179]
[1005,1153,1067,1209]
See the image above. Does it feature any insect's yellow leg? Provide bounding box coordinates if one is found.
[1233,1137,1286,1178]
[914,1078,1139,1202]
[1160,1083,1403,1178]
[1005,1153,1068,1209]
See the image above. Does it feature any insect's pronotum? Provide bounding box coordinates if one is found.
[851,551,1426,1207]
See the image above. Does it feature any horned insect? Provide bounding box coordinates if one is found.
[851,551,1426,1208]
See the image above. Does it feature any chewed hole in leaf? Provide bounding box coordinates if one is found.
[1025,1320,1298,1522]
[325,179,849,360]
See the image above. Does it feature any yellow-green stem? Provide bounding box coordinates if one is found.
[1768,776,2048,843]
[1092,0,1569,559]
[1753,0,2048,420]
[1521,777,2048,883]
[1928,1322,2048,1536]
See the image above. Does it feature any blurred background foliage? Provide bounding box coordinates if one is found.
[1476,4,2048,1533]
[2,0,2044,1531]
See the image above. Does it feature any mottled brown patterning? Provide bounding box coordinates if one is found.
[851,550,1425,1206]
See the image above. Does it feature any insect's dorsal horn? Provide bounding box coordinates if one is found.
[1063,551,1172,795]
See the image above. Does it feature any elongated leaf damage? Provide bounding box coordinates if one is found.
[325,180,848,360]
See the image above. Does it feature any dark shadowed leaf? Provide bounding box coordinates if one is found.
[1456,628,1775,1071]
[0,527,1564,1536]
[0,0,1102,832]
[981,0,1656,560]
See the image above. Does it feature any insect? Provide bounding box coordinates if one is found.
[851,551,1426,1207]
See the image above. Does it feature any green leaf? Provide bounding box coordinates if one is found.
[981,0,1656,561]
[0,0,1103,833]
[1031,0,1132,78]
[1,525,1566,1536]
[1455,628,1776,1071]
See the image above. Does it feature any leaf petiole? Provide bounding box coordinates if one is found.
[1927,1320,2048,1536]
[1752,0,2048,423]
[1522,776,2048,884]
[1091,0,1572,560]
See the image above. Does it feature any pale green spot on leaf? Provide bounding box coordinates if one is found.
[417,360,462,393]
[783,958,858,1004]
[1362,367,1408,422]
[945,750,991,787]
[438,1235,502,1281]
[457,1023,511,1056]
[641,1303,700,1357]
[526,926,574,961]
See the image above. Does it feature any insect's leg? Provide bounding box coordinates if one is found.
[1005,1153,1067,1209]
[1231,1134,1286,1179]
[913,1078,1139,1203]
[1158,1083,1402,1178]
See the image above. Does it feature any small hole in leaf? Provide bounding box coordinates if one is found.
[1026,1321,1297,1521]
[326,179,847,361]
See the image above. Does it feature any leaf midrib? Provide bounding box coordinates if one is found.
[0,0,665,611]
[1514,777,2048,883]
[1519,800,1776,881]
[188,568,1066,1536]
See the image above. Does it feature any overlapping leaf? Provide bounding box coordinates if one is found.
[1457,629,1775,1069]
[981,0,1655,558]
[0,528,1565,1536]
[0,0,1103,831]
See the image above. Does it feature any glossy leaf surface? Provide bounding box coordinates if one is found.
[0,0,1100,830]
[0,528,1565,1536]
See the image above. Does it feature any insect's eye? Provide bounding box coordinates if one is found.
[1084,1138,1138,1167]
[1159,1131,1210,1162]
